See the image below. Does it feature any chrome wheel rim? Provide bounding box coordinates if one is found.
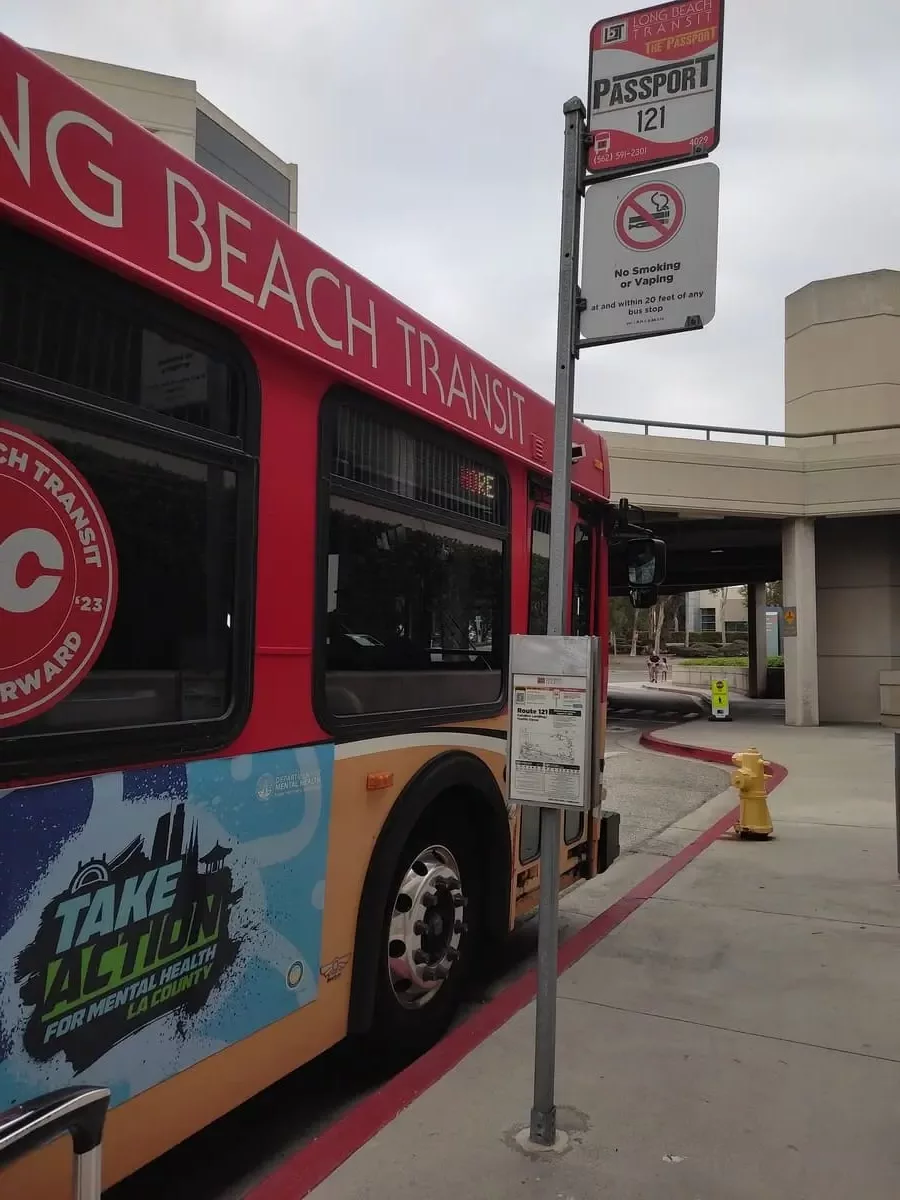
[387,844,467,1009]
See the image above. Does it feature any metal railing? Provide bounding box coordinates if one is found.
[575,413,900,447]
[0,1086,110,1200]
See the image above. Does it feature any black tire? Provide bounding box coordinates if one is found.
[364,804,484,1065]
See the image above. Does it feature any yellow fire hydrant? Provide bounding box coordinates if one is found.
[731,748,773,839]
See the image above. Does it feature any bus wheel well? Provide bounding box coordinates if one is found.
[347,749,510,1039]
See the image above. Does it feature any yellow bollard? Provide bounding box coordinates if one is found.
[731,748,773,839]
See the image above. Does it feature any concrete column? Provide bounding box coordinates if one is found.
[816,516,900,723]
[782,518,819,726]
[747,583,768,699]
[785,270,900,448]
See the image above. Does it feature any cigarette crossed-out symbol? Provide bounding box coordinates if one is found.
[628,191,671,231]
[614,181,685,251]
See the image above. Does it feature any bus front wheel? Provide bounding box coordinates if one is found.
[368,808,482,1061]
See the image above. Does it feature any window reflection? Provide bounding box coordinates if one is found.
[325,496,504,716]
[0,404,238,734]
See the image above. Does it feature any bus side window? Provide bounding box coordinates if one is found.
[522,507,587,857]
[520,508,549,863]
[528,507,551,635]
[529,511,592,638]
[0,222,257,783]
[566,522,592,843]
[571,523,593,638]
[318,392,509,726]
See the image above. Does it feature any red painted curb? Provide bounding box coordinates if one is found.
[639,728,790,789]
[246,727,789,1200]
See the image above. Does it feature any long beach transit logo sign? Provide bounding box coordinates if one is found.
[0,423,118,727]
[587,0,724,175]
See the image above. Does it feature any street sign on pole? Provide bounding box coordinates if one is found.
[580,161,719,344]
[765,608,781,658]
[587,0,724,177]
[508,637,597,813]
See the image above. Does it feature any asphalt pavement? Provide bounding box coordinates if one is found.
[608,683,705,721]
[604,715,727,855]
[107,715,728,1200]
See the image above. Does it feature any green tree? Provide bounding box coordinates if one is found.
[608,596,633,653]
[707,586,730,647]
[738,582,783,606]
[649,593,680,654]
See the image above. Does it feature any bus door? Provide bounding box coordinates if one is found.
[515,493,601,914]
[562,511,603,881]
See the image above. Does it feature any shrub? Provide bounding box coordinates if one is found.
[667,643,748,659]
[667,643,722,658]
[674,655,784,669]
[680,656,748,667]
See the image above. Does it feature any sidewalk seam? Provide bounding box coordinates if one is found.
[650,895,900,930]
[245,724,788,1200]
[769,819,894,831]
[553,995,900,1065]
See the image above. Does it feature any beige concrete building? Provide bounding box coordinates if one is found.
[786,270,900,442]
[34,50,299,227]
[596,270,900,727]
[684,587,749,638]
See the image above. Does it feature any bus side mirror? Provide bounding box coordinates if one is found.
[625,538,666,609]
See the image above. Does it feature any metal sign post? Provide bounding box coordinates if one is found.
[529,96,587,1149]
[527,0,725,1152]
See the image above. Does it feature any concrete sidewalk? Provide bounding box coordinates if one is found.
[296,720,900,1200]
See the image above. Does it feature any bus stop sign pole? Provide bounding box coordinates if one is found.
[529,96,586,1149]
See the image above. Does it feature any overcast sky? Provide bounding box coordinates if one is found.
[6,1,893,432]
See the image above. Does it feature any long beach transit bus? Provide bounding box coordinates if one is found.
[0,35,661,1196]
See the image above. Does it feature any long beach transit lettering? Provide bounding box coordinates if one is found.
[167,173,526,443]
[0,61,526,447]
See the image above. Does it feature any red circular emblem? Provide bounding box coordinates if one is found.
[0,422,118,729]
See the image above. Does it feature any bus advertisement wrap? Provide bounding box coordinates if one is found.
[0,744,333,1107]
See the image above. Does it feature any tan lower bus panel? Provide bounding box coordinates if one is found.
[1,718,601,1197]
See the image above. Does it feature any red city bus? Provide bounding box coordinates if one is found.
[0,35,661,1196]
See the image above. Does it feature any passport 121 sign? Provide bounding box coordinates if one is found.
[587,0,724,177]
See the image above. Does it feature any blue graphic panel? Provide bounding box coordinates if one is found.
[0,744,333,1109]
